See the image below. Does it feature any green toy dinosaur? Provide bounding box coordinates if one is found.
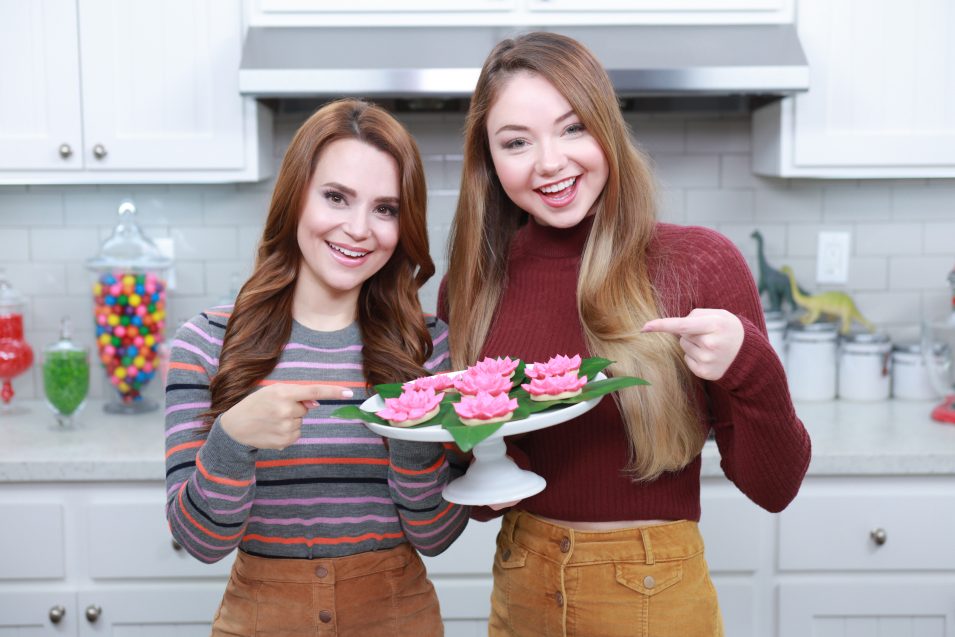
[751,230,807,313]
[780,266,876,335]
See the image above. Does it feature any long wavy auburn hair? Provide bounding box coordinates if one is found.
[205,99,435,427]
[445,32,705,481]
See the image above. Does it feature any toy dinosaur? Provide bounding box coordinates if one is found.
[780,266,876,335]
[751,230,807,313]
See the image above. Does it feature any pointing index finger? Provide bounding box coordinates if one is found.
[642,317,712,336]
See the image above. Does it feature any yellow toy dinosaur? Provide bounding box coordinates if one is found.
[780,266,876,335]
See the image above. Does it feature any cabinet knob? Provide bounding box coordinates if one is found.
[870,528,887,546]
[85,604,102,623]
[171,538,183,551]
[58,144,73,159]
[92,144,107,160]
[48,605,66,624]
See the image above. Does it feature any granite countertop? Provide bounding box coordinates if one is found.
[1,398,954,482]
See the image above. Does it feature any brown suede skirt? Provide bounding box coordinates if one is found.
[211,544,443,637]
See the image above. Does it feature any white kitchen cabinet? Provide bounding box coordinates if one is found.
[0,592,79,636]
[0,0,272,185]
[249,0,793,25]
[752,0,955,178]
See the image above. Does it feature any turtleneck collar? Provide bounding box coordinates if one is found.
[513,214,596,260]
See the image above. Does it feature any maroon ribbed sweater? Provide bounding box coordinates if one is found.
[439,216,811,522]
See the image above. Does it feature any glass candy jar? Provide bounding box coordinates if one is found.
[86,201,172,414]
[0,274,35,412]
[42,317,89,427]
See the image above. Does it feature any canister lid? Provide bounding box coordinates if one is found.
[764,310,787,330]
[841,331,890,344]
[86,201,172,271]
[787,320,839,341]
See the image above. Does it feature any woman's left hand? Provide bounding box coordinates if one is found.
[642,309,744,381]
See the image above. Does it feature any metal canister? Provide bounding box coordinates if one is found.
[838,332,891,402]
[786,321,838,401]
[891,342,946,400]
[764,310,787,368]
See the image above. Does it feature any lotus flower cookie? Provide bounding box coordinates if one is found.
[403,373,457,394]
[453,391,519,426]
[453,369,514,396]
[526,354,582,379]
[377,387,443,427]
[522,370,588,401]
[470,356,520,378]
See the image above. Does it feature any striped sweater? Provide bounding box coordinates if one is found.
[164,307,468,561]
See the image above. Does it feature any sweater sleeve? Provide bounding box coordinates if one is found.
[164,311,257,563]
[689,229,812,512]
[387,317,470,555]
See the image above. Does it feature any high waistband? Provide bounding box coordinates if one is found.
[503,510,705,565]
[233,542,416,585]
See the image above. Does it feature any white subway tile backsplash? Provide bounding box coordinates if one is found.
[822,182,892,221]
[889,256,955,289]
[923,222,955,255]
[30,228,99,262]
[0,228,29,260]
[652,154,720,188]
[855,223,922,256]
[0,192,64,225]
[2,113,951,399]
[755,183,824,221]
[686,189,754,223]
[686,119,750,153]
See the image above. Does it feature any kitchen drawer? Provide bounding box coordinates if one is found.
[0,503,65,579]
[86,500,232,579]
[778,490,955,571]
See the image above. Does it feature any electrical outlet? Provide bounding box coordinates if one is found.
[816,231,851,284]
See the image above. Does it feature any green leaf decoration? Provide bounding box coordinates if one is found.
[578,356,613,379]
[511,360,527,386]
[331,405,388,425]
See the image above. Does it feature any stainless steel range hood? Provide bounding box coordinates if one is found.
[239,25,809,102]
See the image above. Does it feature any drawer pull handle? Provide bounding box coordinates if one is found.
[58,144,73,159]
[171,539,183,551]
[92,144,107,160]
[870,528,887,546]
[85,604,102,623]
[49,605,66,624]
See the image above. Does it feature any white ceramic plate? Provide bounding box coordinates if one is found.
[361,371,606,442]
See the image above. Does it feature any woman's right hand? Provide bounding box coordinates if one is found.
[220,383,353,450]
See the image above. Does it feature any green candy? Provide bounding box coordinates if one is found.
[43,351,89,415]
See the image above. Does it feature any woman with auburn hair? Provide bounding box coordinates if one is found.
[440,32,810,636]
[165,99,467,636]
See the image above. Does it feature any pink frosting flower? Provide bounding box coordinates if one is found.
[471,356,520,377]
[453,391,519,421]
[521,370,588,399]
[403,374,456,393]
[453,369,514,396]
[526,354,582,379]
[377,387,443,424]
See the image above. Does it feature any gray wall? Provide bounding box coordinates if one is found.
[1,109,952,403]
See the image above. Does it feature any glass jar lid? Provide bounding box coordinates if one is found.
[86,201,172,272]
[45,317,85,354]
[0,271,25,314]
[764,310,787,330]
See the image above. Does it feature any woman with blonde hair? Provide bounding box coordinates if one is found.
[440,32,810,636]
[165,99,467,636]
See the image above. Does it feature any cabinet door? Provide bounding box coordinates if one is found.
[0,591,77,636]
[77,0,245,171]
[780,582,955,637]
[794,0,955,169]
[0,0,82,171]
[77,586,223,637]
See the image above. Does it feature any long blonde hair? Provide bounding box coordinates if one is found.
[446,32,704,480]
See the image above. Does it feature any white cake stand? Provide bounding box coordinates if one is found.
[361,373,605,506]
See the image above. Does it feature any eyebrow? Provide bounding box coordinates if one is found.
[321,182,399,205]
[493,109,576,136]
